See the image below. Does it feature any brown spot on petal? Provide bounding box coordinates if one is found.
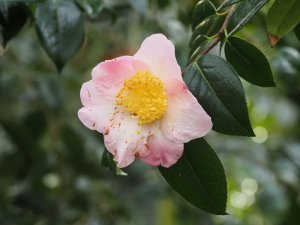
[92,122,96,127]
[134,152,140,158]
[104,128,109,135]
[144,143,149,151]
[88,90,91,98]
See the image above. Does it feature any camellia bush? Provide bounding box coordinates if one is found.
[1,0,300,224]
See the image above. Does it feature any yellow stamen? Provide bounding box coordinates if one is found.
[116,71,167,125]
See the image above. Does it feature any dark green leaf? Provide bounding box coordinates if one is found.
[159,138,227,215]
[266,0,300,47]
[189,36,210,62]
[294,23,300,42]
[217,0,243,11]
[0,3,29,47]
[227,0,268,35]
[189,15,225,61]
[272,47,300,93]
[101,149,127,176]
[184,54,254,136]
[191,0,216,30]
[101,149,116,172]
[225,36,275,87]
[35,0,85,72]
[192,15,225,41]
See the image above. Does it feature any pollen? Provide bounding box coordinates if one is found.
[116,71,167,125]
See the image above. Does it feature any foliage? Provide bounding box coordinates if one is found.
[1,0,300,224]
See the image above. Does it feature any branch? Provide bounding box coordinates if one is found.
[183,5,236,73]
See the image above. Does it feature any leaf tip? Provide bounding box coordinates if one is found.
[55,61,65,73]
[269,34,279,47]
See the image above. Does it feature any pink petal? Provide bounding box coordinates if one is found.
[134,34,182,82]
[161,79,212,143]
[78,56,149,133]
[80,80,105,106]
[78,105,113,132]
[140,129,184,168]
[104,114,153,168]
[91,56,149,98]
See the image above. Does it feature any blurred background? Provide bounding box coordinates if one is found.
[0,0,300,224]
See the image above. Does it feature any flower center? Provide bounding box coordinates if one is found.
[116,71,167,125]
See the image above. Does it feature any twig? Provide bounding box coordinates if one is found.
[182,5,236,74]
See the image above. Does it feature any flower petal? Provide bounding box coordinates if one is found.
[80,80,104,106]
[78,56,149,133]
[104,114,153,168]
[134,33,182,82]
[161,79,212,143]
[91,56,149,99]
[78,105,113,132]
[140,129,184,168]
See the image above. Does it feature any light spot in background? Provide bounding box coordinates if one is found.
[252,126,268,143]
[43,173,60,188]
[230,191,248,209]
[230,178,258,209]
[241,178,258,196]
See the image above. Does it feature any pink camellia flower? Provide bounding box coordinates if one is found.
[78,34,212,168]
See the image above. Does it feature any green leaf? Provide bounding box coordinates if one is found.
[191,0,216,30]
[101,149,127,176]
[35,0,85,72]
[189,36,210,62]
[184,54,254,136]
[189,15,225,61]
[159,138,227,215]
[266,0,300,47]
[294,23,300,42]
[0,2,29,47]
[217,0,243,11]
[192,15,225,40]
[225,36,275,87]
[227,0,268,35]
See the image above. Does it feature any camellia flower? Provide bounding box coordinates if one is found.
[78,34,212,168]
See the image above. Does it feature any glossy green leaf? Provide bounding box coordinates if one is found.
[159,138,227,215]
[217,0,243,11]
[0,3,29,47]
[228,0,268,35]
[266,0,300,46]
[35,0,85,72]
[184,54,254,136]
[225,36,275,87]
[294,23,300,42]
[191,0,216,30]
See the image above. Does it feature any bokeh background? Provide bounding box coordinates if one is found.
[0,0,300,224]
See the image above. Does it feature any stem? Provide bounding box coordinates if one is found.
[183,5,236,74]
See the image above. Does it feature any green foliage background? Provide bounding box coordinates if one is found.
[1,0,300,224]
